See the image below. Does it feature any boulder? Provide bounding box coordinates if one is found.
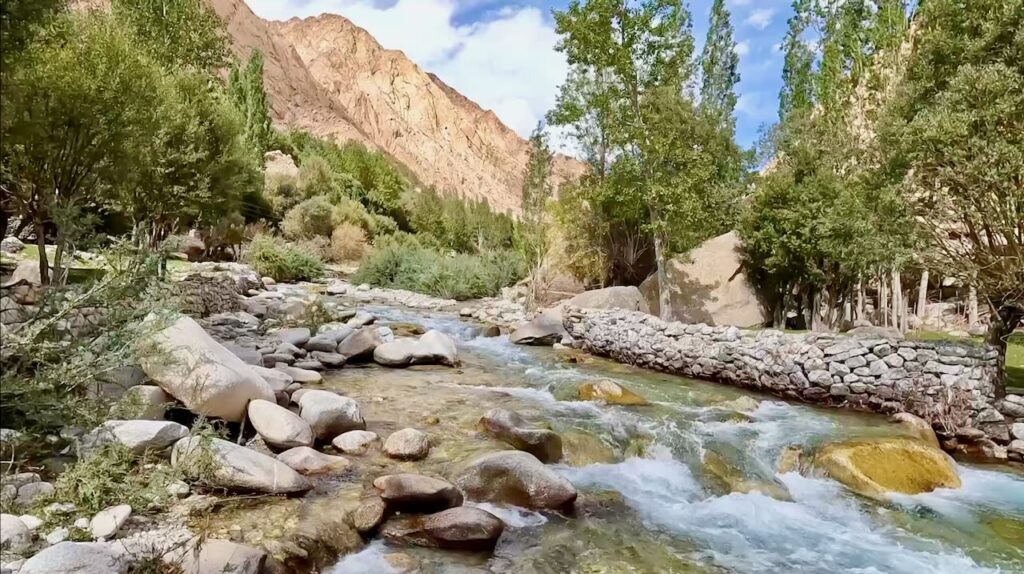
[383,428,430,460]
[176,539,267,574]
[381,507,504,552]
[347,311,376,328]
[889,412,939,448]
[455,451,577,511]
[275,446,350,475]
[293,360,324,371]
[247,399,313,450]
[478,409,562,463]
[274,365,321,384]
[250,366,292,392]
[261,353,295,367]
[578,380,649,406]
[310,351,346,368]
[337,328,382,361]
[373,339,419,367]
[171,437,311,494]
[16,482,54,506]
[415,330,459,366]
[274,327,310,348]
[316,325,354,343]
[80,420,189,456]
[351,497,387,535]
[139,315,274,422]
[566,286,649,313]
[297,390,366,440]
[20,542,127,574]
[372,474,463,513]
[639,231,767,327]
[332,430,380,455]
[89,505,131,540]
[117,386,172,420]
[304,336,341,353]
[0,514,31,553]
[810,438,960,500]
[509,312,566,346]
[0,236,25,254]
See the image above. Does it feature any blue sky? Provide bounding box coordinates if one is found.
[248,0,795,151]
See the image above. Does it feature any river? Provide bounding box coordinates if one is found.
[309,305,1024,574]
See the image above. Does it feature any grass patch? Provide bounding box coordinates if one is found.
[243,234,325,282]
[352,235,526,300]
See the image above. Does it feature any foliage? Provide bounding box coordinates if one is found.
[699,0,740,129]
[282,196,335,240]
[228,50,273,157]
[402,188,516,253]
[0,0,63,73]
[520,123,554,309]
[778,0,815,122]
[353,235,526,300]
[0,244,166,437]
[243,234,324,282]
[111,0,227,71]
[331,222,369,262]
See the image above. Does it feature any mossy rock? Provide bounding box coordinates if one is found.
[561,431,618,466]
[810,437,961,499]
[578,380,649,406]
[702,451,791,501]
[387,322,427,337]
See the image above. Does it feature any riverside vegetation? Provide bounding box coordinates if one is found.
[0,0,1022,573]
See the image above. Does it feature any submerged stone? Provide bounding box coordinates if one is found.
[810,437,960,500]
[578,380,649,406]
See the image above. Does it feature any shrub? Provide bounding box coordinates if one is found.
[243,234,324,282]
[353,236,526,300]
[281,195,334,240]
[330,223,368,262]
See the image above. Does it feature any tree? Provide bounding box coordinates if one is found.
[520,123,554,309]
[1,13,165,283]
[778,0,816,122]
[111,0,227,71]
[228,50,274,156]
[699,0,740,130]
[878,0,1024,394]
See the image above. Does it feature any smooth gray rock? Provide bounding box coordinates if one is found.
[89,504,131,540]
[304,336,340,353]
[479,408,562,463]
[20,542,128,574]
[247,399,313,449]
[455,451,577,511]
[274,365,322,383]
[80,420,188,456]
[373,474,463,513]
[381,506,504,551]
[274,328,311,347]
[275,446,349,475]
[297,390,365,440]
[310,351,346,368]
[383,428,430,460]
[0,514,31,553]
[171,437,311,494]
[509,313,566,346]
[331,430,379,455]
[336,328,382,360]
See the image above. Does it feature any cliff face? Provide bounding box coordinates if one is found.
[209,1,585,213]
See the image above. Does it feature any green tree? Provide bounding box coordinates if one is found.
[699,0,740,130]
[1,13,165,283]
[878,0,1024,393]
[816,0,870,116]
[779,0,816,122]
[111,0,227,71]
[520,123,553,309]
[228,50,274,156]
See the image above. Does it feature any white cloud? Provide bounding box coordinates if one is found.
[246,0,567,145]
[734,40,750,57]
[744,8,775,30]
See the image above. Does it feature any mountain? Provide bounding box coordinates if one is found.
[207,0,586,214]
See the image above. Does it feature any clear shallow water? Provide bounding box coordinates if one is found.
[329,307,1024,574]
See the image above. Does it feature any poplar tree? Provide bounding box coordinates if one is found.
[228,50,273,156]
[778,0,815,122]
[520,123,554,309]
[699,0,740,130]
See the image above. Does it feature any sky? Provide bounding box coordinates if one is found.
[246,0,795,152]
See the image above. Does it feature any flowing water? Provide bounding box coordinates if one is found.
[302,306,1024,574]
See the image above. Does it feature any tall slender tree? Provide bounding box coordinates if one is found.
[699,0,740,130]
[520,123,554,309]
[228,50,273,157]
[778,0,816,122]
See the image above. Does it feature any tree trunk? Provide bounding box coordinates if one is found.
[808,286,823,332]
[968,285,979,327]
[856,278,864,321]
[880,275,888,327]
[917,270,929,317]
[987,303,1024,399]
[891,267,902,332]
[34,214,49,285]
[652,230,672,321]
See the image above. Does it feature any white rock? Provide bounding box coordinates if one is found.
[246,400,313,449]
[73,518,89,530]
[372,339,419,367]
[276,446,350,475]
[250,366,292,392]
[1011,422,1024,442]
[90,505,131,540]
[175,538,266,574]
[0,514,31,553]
[297,390,365,440]
[21,542,128,574]
[19,514,43,531]
[139,315,274,422]
[80,420,189,456]
[117,386,172,421]
[331,430,380,455]
[383,428,430,460]
[171,437,310,494]
[45,527,69,545]
[414,330,459,366]
[274,365,322,384]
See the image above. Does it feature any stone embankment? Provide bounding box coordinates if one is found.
[564,307,1023,462]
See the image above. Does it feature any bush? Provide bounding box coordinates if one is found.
[352,236,526,300]
[281,195,334,240]
[243,234,324,281]
[330,223,368,262]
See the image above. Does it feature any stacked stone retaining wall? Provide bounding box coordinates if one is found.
[564,307,1023,461]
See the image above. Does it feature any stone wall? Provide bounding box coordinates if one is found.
[564,307,1023,462]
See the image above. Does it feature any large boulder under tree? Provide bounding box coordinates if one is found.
[139,315,274,422]
[639,231,768,327]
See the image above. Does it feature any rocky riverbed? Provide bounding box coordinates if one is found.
[2,270,1023,573]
